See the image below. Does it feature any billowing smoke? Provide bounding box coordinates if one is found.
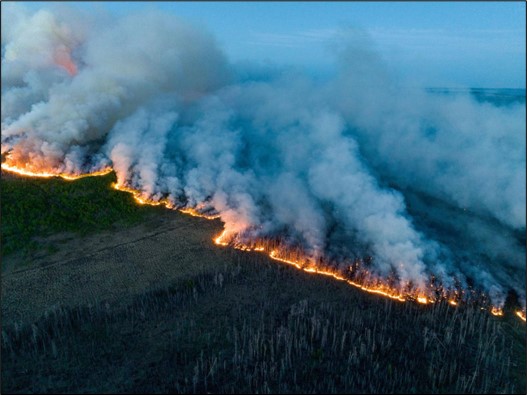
[2,4,525,307]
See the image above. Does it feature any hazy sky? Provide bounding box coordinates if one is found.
[19,1,527,88]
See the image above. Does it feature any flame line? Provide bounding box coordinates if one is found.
[1,163,112,180]
[516,310,526,322]
[2,163,524,322]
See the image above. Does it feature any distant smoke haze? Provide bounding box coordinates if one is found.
[2,4,525,306]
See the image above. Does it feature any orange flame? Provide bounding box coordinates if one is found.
[180,207,220,220]
[268,250,408,302]
[1,162,111,180]
[490,307,504,317]
[417,296,429,304]
[516,310,526,322]
[214,230,229,246]
[111,182,174,208]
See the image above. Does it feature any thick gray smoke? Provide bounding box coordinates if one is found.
[2,4,525,306]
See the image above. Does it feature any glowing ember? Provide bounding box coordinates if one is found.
[449,300,458,306]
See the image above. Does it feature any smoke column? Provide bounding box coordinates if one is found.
[2,4,525,308]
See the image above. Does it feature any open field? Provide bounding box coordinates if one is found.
[1,206,226,325]
[1,172,525,393]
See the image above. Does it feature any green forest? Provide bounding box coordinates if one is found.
[1,171,153,257]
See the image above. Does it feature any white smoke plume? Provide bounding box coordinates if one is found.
[2,4,525,306]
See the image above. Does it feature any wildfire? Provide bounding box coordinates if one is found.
[1,162,112,180]
[111,182,175,208]
[111,182,227,219]
[417,296,429,304]
[516,310,526,322]
[180,207,220,220]
[269,250,408,302]
[269,250,303,270]
[112,183,139,202]
[214,230,229,246]
[2,162,524,323]
[490,307,504,317]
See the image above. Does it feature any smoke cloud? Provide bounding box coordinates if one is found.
[2,4,525,306]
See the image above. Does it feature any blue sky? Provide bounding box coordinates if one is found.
[20,2,527,88]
